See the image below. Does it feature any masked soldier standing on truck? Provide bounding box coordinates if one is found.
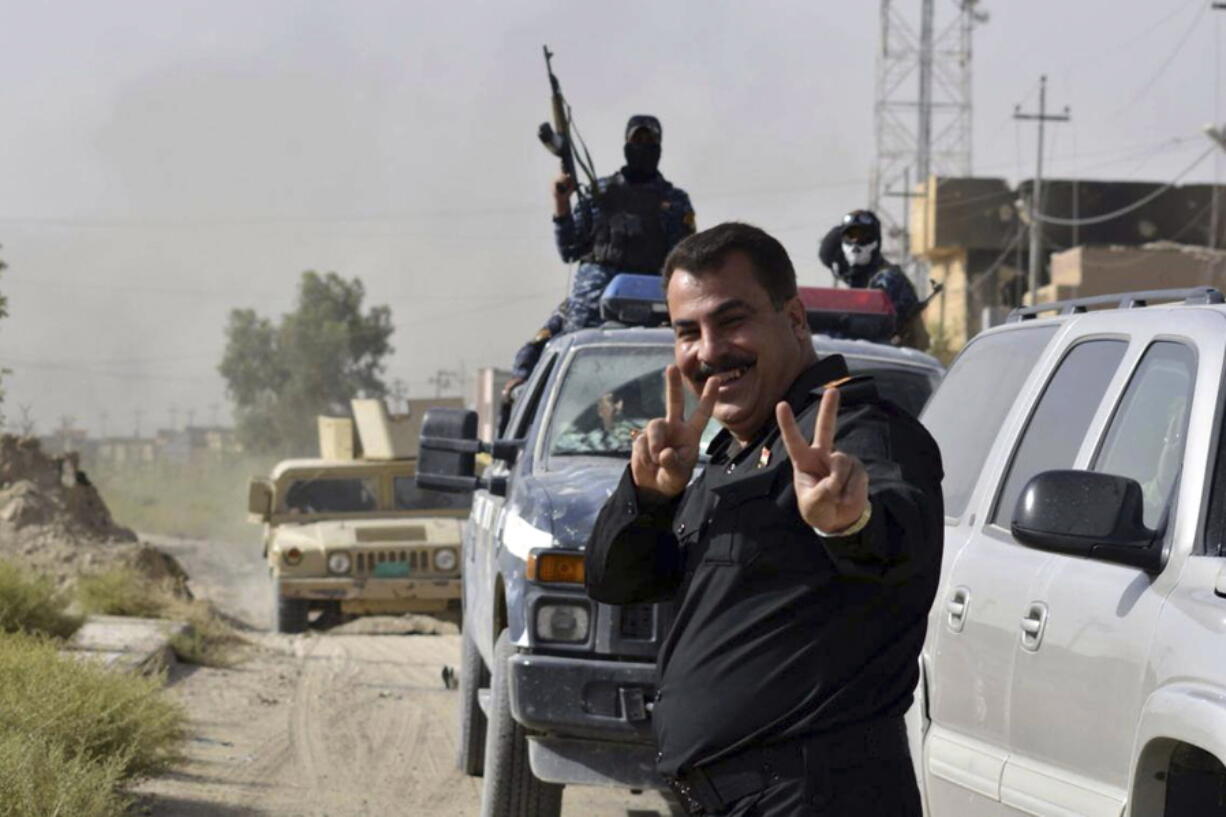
[502,115,696,399]
[818,209,930,350]
[555,114,696,332]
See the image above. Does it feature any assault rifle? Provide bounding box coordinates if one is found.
[537,45,598,198]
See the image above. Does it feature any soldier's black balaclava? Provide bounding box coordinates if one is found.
[623,114,662,181]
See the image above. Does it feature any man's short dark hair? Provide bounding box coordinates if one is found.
[663,222,798,309]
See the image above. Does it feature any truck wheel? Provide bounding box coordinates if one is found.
[457,627,490,776]
[275,596,309,634]
[479,630,563,817]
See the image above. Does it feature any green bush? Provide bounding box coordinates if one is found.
[75,566,166,619]
[0,633,184,779]
[0,730,130,817]
[0,560,81,638]
[76,564,241,668]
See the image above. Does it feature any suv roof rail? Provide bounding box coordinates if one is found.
[1006,286,1226,323]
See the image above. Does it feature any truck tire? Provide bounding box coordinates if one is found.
[275,596,309,634]
[479,630,562,817]
[457,627,490,776]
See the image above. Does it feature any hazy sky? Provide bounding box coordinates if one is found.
[1,0,1222,436]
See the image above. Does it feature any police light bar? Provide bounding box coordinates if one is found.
[600,274,669,326]
[798,286,897,342]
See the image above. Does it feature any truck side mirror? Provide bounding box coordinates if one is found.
[1011,469,1165,573]
[418,408,481,493]
[248,478,274,522]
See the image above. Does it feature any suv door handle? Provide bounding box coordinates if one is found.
[946,587,970,632]
[1019,602,1048,651]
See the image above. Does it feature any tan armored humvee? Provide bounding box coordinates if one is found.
[247,398,470,633]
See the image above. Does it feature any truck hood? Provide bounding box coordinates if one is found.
[504,458,626,554]
[269,516,463,551]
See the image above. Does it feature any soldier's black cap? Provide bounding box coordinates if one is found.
[625,115,662,142]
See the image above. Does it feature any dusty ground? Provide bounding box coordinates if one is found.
[134,536,674,817]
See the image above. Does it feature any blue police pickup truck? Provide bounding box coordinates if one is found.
[418,277,944,817]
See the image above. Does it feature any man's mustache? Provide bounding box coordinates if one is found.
[694,356,757,384]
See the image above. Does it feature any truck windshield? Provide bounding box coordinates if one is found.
[546,345,676,458]
[283,477,377,513]
[543,344,940,460]
[394,477,473,512]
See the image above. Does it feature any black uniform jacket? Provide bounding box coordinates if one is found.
[585,355,944,776]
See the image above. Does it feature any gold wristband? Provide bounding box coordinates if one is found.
[813,501,873,538]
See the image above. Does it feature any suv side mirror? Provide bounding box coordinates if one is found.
[1011,469,1165,573]
[248,478,274,522]
[418,408,523,497]
[418,408,480,492]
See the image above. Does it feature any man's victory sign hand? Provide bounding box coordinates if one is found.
[776,389,870,533]
[631,366,718,503]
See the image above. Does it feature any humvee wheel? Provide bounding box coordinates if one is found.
[479,630,562,817]
[275,596,309,634]
[458,627,490,776]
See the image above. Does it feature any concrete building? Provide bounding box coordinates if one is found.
[910,175,1226,352]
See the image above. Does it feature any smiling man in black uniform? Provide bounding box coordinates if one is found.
[585,222,943,816]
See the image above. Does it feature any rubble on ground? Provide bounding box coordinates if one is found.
[0,434,187,590]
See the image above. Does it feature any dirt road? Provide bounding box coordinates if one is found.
[136,536,673,817]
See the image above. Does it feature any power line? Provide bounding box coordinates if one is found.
[1035,146,1216,227]
[1109,1,1208,120]
[1015,75,1071,304]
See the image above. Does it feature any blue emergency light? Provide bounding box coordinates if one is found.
[599,274,669,326]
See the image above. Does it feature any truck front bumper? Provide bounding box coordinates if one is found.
[508,652,664,789]
[277,577,460,610]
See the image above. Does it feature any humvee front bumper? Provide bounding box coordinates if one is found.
[277,577,460,604]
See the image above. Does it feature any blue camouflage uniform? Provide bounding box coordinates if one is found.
[817,223,927,348]
[510,303,567,381]
[554,172,696,332]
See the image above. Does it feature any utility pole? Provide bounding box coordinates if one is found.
[1211,2,1225,248]
[428,369,459,398]
[885,167,924,264]
[1014,75,1070,305]
[1209,124,1226,250]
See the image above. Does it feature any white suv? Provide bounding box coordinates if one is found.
[918,287,1226,817]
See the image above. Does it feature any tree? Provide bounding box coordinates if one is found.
[219,271,394,454]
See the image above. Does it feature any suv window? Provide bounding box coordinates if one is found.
[1093,341,1196,529]
[990,339,1129,527]
[921,326,1056,518]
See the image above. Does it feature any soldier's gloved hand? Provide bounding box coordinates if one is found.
[630,366,718,505]
[501,376,526,400]
[553,173,576,215]
[777,389,870,534]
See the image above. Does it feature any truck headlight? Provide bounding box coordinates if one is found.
[535,603,590,643]
[327,551,352,575]
[282,547,303,566]
[433,548,458,573]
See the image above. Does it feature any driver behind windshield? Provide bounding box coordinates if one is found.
[553,385,649,456]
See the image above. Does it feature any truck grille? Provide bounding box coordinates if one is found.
[354,548,434,576]
[619,603,655,640]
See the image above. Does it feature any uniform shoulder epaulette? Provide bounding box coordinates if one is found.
[810,374,879,407]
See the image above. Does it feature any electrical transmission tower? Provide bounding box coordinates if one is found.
[871,0,985,266]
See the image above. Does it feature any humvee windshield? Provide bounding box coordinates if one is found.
[393,476,473,511]
[284,477,377,513]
